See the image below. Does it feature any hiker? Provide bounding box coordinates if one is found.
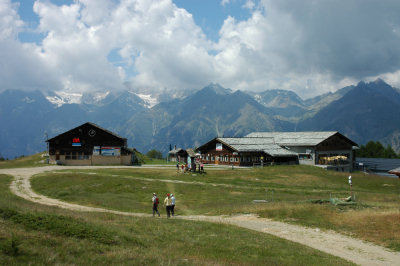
[170,193,176,216]
[163,193,173,218]
[152,193,160,217]
[176,163,179,173]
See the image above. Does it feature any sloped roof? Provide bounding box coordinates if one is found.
[168,148,185,154]
[218,138,297,157]
[245,131,339,146]
[186,148,196,157]
[47,122,126,142]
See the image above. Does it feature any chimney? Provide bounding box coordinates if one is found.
[174,145,176,150]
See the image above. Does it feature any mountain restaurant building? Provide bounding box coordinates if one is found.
[197,131,358,171]
[196,137,299,167]
[47,122,134,166]
[246,131,358,171]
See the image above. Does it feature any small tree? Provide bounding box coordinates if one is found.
[146,149,163,159]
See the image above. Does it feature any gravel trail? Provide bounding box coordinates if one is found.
[1,166,399,266]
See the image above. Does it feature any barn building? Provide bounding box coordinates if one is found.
[47,122,134,166]
[197,131,358,171]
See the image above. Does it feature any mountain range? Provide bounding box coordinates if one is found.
[1,79,400,159]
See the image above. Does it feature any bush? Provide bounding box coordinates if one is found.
[0,234,20,256]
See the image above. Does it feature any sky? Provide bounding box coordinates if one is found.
[2,0,400,99]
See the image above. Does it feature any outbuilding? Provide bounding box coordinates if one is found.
[47,122,134,166]
[168,146,188,163]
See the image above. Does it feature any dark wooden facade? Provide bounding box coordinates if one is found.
[47,122,132,165]
[196,138,296,167]
[197,139,241,166]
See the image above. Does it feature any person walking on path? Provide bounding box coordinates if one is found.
[176,163,179,173]
[170,193,176,216]
[163,193,173,218]
[152,193,160,217]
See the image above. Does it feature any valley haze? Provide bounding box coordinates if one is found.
[2,0,400,158]
[1,79,400,159]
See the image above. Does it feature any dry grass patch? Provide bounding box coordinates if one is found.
[335,210,400,249]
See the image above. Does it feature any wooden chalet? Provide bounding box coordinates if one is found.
[47,122,134,166]
[196,137,298,167]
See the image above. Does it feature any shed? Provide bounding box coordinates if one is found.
[168,146,188,163]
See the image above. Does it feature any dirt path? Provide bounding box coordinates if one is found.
[1,166,400,266]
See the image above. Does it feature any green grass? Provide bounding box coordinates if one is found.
[0,173,353,265]
[31,165,400,252]
[0,153,47,169]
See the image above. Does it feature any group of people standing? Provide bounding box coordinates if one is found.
[176,162,204,173]
[152,192,175,218]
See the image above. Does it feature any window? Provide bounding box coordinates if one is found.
[299,154,311,160]
[65,152,71,160]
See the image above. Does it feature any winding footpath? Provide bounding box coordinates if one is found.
[1,165,400,266]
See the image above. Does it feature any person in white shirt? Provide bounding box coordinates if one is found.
[152,193,160,217]
[170,194,176,216]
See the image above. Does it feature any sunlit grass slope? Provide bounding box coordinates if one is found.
[32,165,400,251]
[0,173,352,265]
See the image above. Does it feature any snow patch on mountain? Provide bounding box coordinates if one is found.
[135,93,158,108]
[46,91,83,107]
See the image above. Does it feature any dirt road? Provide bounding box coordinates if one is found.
[1,166,400,266]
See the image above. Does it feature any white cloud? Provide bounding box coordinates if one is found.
[221,0,231,7]
[242,0,255,10]
[212,0,400,97]
[2,0,400,98]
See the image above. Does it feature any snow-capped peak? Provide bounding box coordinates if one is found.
[46,91,83,107]
[135,93,159,108]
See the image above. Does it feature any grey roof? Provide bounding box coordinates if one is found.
[186,148,196,157]
[245,131,338,146]
[168,148,184,154]
[218,138,297,157]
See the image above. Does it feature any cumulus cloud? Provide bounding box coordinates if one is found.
[213,0,400,97]
[1,0,400,98]
[0,0,60,90]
